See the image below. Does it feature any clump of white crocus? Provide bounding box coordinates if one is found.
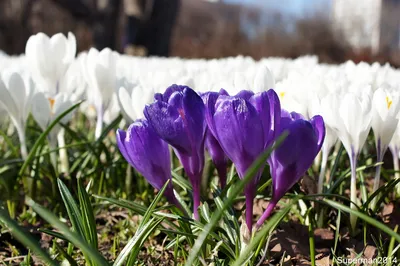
[117,85,155,123]
[81,48,119,138]
[31,92,73,169]
[370,85,400,208]
[25,32,76,95]
[323,90,372,230]
[0,72,34,159]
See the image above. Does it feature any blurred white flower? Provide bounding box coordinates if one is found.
[118,85,155,123]
[0,72,34,158]
[25,32,76,95]
[252,65,275,93]
[81,48,119,138]
[31,92,73,144]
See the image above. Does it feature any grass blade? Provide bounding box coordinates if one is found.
[77,178,98,249]
[323,199,400,243]
[26,198,109,266]
[0,209,57,266]
[113,182,169,266]
[113,218,163,266]
[57,178,84,236]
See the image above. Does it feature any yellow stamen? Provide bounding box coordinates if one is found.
[279,91,286,98]
[48,97,55,109]
[386,96,392,109]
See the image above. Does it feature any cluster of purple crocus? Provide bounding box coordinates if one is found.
[116,84,325,233]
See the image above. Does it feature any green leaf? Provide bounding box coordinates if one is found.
[0,129,19,157]
[113,181,169,266]
[113,218,163,266]
[0,208,57,266]
[57,178,85,236]
[26,198,109,266]
[387,225,398,266]
[139,180,170,230]
[77,178,98,249]
[323,199,400,243]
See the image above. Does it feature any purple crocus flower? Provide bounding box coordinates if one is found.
[144,84,206,220]
[256,111,325,228]
[201,89,229,188]
[205,89,281,233]
[116,119,177,204]
[205,130,228,188]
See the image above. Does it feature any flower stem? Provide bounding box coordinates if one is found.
[390,146,400,196]
[372,140,385,210]
[390,146,400,180]
[349,149,358,232]
[57,129,69,175]
[255,199,278,229]
[95,104,103,139]
[317,150,329,194]
[216,162,227,189]
[192,181,201,220]
[16,124,28,160]
[244,185,256,234]
[48,135,58,173]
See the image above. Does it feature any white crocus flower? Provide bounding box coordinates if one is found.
[117,85,154,123]
[0,72,34,159]
[322,91,372,230]
[81,48,119,138]
[25,32,76,95]
[309,94,338,194]
[31,92,73,168]
[389,126,400,181]
[103,94,121,125]
[370,85,400,207]
[252,65,275,93]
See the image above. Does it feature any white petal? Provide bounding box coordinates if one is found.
[31,92,51,130]
[8,73,26,113]
[66,32,77,63]
[253,65,275,92]
[118,86,136,121]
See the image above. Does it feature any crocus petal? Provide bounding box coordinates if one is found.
[31,92,51,130]
[213,97,264,177]
[310,115,326,150]
[144,100,191,154]
[116,120,176,203]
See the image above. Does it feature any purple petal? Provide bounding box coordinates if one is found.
[116,121,173,198]
[310,115,326,151]
[213,97,264,177]
[203,91,220,137]
[267,89,281,140]
[270,119,321,201]
[249,91,271,147]
[163,84,190,102]
[234,90,254,101]
[144,100,191,154]
[181,87,206,150]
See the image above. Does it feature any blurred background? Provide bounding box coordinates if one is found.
[1,0,400,65]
